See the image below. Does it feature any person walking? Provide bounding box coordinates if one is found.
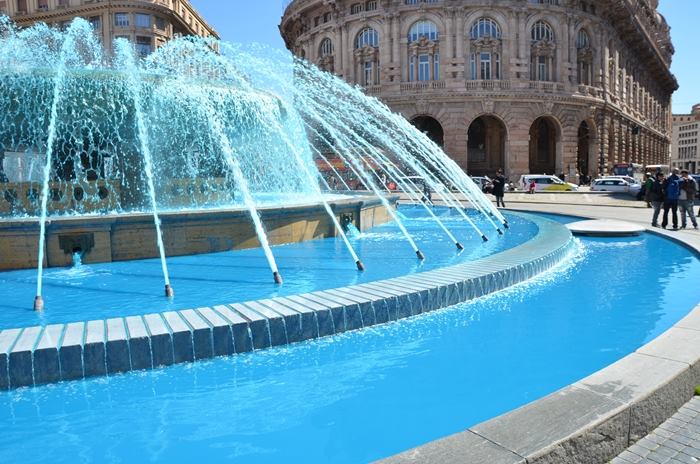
[662,168,681,230]
[492,169,506,208]
[679,169,698,229]
[649,172,665,227]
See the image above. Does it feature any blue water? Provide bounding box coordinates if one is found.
[1,222,699,463]
[0,207,535,329]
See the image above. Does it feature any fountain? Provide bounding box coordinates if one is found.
[0,17,576,392]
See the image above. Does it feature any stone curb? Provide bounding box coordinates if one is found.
[0,212,572,391]
[381,211,700,464]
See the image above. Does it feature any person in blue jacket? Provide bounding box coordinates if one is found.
[662,168,681,229]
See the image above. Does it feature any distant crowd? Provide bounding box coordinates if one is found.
[644,168,698,229]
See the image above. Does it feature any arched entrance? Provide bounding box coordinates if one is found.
[577,121,590,178]
[528,117,558,174]
[410,116,444,147]
[467,115,506,177]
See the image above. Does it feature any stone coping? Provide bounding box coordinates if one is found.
[0,212,573,390]
[382,213,700,464]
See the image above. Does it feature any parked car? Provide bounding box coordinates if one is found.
[599,175,641,185]
[518,175,579,192]
[590,178,641,195]
[471,176,493,193]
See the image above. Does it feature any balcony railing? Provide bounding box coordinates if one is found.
[465,80,512,91]
[400,80,445,92]
[528,81,565,92]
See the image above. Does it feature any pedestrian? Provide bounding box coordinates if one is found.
[492,169,506,208]
[649,171,665,227]
[678,169,698,229]
[528,179,536,194]
[661,168,681,230]
[643,172,653,208]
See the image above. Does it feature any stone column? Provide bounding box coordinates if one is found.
[599,114,609,175]
[456,9,465,78]
[341,25,350,81]
[445,9,454,60]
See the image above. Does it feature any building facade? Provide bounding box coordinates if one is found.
[671,104,700,174]
[0,0,217,57]
[280,0,677,180]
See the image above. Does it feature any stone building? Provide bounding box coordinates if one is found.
[280,0,677,180]
[0,0,217,57]
[671,104,700,174]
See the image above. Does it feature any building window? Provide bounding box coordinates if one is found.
[469,18,502,81]
[0,0,7,15]
[418,54,430,81]
[37,0,47,11]
[323,12,331,23]
[356,27,378,48]
[350,3,363,14]
[115,13,129,27]
[16,0,26,13]
[135,13,151,28]
[576,29,593,85]
[320,38,333,57]
[88,16,101,32]
[530,21,556,81]
[366,1,377,11]
[155,17,166,30]
[364,60,374,85]
[408,20,438,42]
[135,36,152,58]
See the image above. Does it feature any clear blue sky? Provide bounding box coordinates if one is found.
[191,0,700,114]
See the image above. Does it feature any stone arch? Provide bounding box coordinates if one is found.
[528,115,562,175]
[410,115,444,147]
[466,114,507,177]
[462,9,510,39]
[400,12,446,38]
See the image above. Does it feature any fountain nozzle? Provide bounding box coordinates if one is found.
[33,296,44,312]
[497,229,504,236]
[273,271,283,284]
[455,242,464,250]
[165,285,175,298]
[481,235,489,242]
[416,250,425,260]
[503,222,510,229]
[356,260,365,271]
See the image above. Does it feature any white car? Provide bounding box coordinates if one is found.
[590,178,642,195]
[518,175,579,192]
[600,175,641,186]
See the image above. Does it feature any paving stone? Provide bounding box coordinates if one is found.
[616,450,644,463]
[106,318,130,374]
[9,326,42,387]
[257,299,303,344]
[296,294,346,333]
[125,316,152,371]
[84,320,106,378]
[197,307,234,356]
[241,301,287,347]
[162,311,194,363]
[143,313,173,367]
[230,303,271,350]
[33,324,63,385]
[272,297,321,340]
[59,322,84,380]
[179,309,213,360]
[212,305,253,354]
[0,329,22,390]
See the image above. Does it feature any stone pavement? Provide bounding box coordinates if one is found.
[611,396,700,464]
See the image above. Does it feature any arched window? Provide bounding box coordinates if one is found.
[576,29,590,49]
[407,21,440,82]
[469,18,502,81]
[319,38,333,57]
[355,27,378,49]
[576,29,593,85]
[355,28,380,86]
[470,17,501,39]
[408,20,438,42]
[531,21,554,42]
[530,21,556,81]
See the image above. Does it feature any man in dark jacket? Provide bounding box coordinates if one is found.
[662,168,681,229]
[492,169,506,208]
[649,172,665,227]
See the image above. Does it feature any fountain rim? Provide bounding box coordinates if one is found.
[382,211,700,464]
[0,210,573,391]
